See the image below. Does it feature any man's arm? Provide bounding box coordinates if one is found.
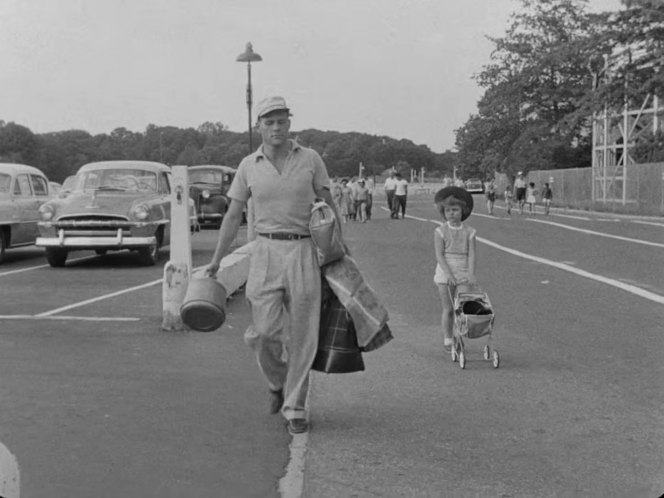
[205,198,246,276]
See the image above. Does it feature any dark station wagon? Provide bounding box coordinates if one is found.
[188,165,236,228]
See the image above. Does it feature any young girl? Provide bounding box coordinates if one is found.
[433,187,477,352]
[504,184,513,215]
[485,181,496,215]
[526,182,538,215]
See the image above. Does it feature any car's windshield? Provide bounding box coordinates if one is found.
[79,169,158,192]
[0,173,10,193]
[190,170,223,184]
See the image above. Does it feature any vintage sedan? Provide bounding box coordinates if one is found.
[36,160,189,267]
[465,178,485,194]
[0,163,52,263]
[188,165,236,228]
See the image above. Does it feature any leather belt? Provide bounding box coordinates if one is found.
[258,232,311,241]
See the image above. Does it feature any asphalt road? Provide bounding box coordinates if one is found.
[1,194,664,497]
[0,230,289,498]
[304,194,664,497]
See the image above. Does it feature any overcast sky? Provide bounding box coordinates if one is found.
[0,0,622,153]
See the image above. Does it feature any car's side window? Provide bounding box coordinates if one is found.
[31,175,48,196]
[15,174,32,196]
[159,173,171,194]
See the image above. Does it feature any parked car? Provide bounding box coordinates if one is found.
[0,163,52,263]
[36,160,194,267]
[57,175,78,198]
[188,165,236,228]
[465,178,484,194]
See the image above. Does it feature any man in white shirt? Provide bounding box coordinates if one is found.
[392,172,409,219]
[384,171,397,216]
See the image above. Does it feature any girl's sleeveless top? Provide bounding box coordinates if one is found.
[433,223,476,284]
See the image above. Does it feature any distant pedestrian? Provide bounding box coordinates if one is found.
[541,182,553,215]
[330,176,342,211]
[348,177,359,221]
[504,184,513,215]
[526,182,538,215]
[355,179,370,222]
[392,172,408,219]
[433,186,477,353]
[485,181,496,215]
[514,172,527,214]
[384,171,397,213]
[365,177,375,220]
[339,179,354,223]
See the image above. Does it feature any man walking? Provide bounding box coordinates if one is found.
[384,170,397,215]
[392,172,409,219]
[206,96,343,435]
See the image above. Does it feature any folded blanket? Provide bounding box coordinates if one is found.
[323,255,393,352]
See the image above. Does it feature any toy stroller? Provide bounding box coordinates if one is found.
[449,284,499,369]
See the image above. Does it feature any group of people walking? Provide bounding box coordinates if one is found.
[384,170,409,219]
[331,176,374,223]
[487,172,553,216]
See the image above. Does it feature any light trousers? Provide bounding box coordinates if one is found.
[244,236,321,420]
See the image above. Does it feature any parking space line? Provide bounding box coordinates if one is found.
[0,255,95,277]
[33,264,209,317]
[35,278,164,316]
[0,315,140,321]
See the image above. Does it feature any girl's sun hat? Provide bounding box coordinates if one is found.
[434,186,474,221]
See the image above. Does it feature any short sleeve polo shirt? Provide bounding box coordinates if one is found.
[227,140,330,234]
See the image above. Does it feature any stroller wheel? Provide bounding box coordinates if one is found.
[459,351,466,369]
[492,350,500,368]
[483,345,491,360]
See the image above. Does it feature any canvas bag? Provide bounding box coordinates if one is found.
[309,199,345,267]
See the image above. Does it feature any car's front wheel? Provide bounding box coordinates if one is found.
[137,242,159,266]
[46,248,68,267]
[0,230,7,264]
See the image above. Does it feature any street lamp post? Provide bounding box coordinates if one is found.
[236,42,262,154]
[236,43,262,242]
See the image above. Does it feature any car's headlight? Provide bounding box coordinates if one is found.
[131,203,150,220]
[201,190,210,199]
[39,204,55,221]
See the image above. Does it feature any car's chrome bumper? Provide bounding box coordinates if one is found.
[36,229,156,248]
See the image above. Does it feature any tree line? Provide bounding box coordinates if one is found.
[0,119,458,184]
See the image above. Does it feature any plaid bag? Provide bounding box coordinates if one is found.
[311,282,365,374]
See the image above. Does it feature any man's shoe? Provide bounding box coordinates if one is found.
[269,389,284,415]
[287,418,309,435]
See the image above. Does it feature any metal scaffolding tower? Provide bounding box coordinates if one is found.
[592,93,663,204]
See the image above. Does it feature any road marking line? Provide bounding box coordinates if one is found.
[417,218,664,304]
[33,264,209,317]
[0,442,19,498]
[0,315,140,321]
[0,255,95,277]
[476,236,664,304]
[633,220,664,228]
[526,218,664,248]
[35,279,163,316]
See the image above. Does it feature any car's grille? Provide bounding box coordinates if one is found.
[53,216,134,236]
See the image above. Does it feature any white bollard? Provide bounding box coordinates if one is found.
[0,443,19,498]
[161,165,192,331]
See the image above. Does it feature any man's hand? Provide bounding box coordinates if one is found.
[205,261,220,278]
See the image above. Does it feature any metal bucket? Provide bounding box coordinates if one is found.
[180,277,227,332]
